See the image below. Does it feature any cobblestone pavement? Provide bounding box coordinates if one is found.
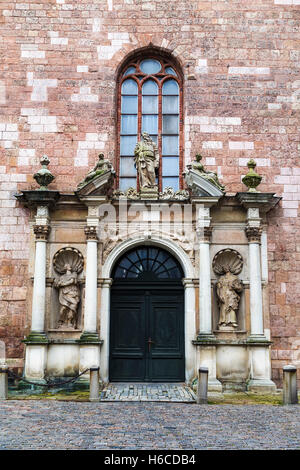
[0,401,299,450]
[100,383,196,402]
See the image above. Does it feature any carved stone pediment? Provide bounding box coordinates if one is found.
[184,169,224,197]
[76,169,115,197]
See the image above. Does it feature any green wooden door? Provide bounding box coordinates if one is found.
[109,288,184,382]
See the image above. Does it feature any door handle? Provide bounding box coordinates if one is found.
[147,337,155,352]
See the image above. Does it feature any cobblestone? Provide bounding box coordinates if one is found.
[0,401,299,450]
[100,383,196,402]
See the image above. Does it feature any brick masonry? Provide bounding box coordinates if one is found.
[0,0,299,386]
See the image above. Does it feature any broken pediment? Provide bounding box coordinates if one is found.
[75,169,116,197]
[184,168,225,197]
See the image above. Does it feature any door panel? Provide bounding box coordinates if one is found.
[149,294,185,381]
[109,288,184,382]
[110,295,146,381]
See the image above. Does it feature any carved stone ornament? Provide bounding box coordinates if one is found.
[33,224,51,240]
[242,159,262,193]
[212,249,244,330]
[53,247,84,330]
[134,132,159,191]
[187,154,225,192]
[77,153,114,190]
[113,186,189,201]
[245,225,262,243]
[84,226,98,241]
[159,187,190,201]
[53,247,84,274]
[33,155,55,190]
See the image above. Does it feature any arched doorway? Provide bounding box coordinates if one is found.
[109,245,185,382]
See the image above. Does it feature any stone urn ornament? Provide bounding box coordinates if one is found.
[242,159,262,192]
[33,155,55,190]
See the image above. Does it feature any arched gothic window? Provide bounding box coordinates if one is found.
[117,56,183,192]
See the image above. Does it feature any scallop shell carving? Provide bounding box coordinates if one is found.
[212,249,243,276]
[53,247,84,274]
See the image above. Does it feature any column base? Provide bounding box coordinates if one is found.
[23,332,49,344]
[247,379,277,394]
[246,334,271,345]
[78,332,102,344]
[208,378,223,392]
[195,333,217,344]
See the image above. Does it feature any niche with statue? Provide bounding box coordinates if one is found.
[212,249,245,332]
[50,247,84,330]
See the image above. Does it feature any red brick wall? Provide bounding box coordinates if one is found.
[0,0,299,385]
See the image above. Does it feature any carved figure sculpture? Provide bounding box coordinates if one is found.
[54,265,80,329]
[53,248,84,329]
[134,132,159,189]
[77,153,113,189]
[212,249,243,329]
[189,154,225,191]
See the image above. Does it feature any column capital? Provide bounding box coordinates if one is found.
[33,224,51,241]
[245,225,262,243]
[84,226,98,241]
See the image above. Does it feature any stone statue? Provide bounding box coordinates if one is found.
[54,264,81,329]
[189,154,225,192]
[77,153,113,189]
[53,247,84,329]
[216,269,243,329]
[212,249,244,330]
[134,132,159,189]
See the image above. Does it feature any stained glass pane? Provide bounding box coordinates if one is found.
[162,115,179,134]
[140,59,161,74]
[142,115,158,134]
[119,177,136,190]
[124,66,136,76]
[162,177,179,191]
[162,96,179,114]
[142,95,158,114]
[121,79,138,95]
[121,115,137,134]
[162,79,179,95]
[121,96,138,114]
[120,157,136,177]
[162,136,179,155]
[142,80,158,95]
[162,157,179,176]
[120,135,137,155]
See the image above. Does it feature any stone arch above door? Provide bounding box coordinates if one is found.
[102,235,195,279]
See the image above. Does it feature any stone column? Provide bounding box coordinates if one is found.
[79,223,101,375]
[183,279,196,384]
[24,206,50,381]
[82,226,99,338]
[245,211,264,339]
[195,205,222,392]
[197,206,214,338]
[31,224,50,335]
[99,278,112,382]
[245,208,276,393]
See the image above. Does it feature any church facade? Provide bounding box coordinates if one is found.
[0,0,299,390]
